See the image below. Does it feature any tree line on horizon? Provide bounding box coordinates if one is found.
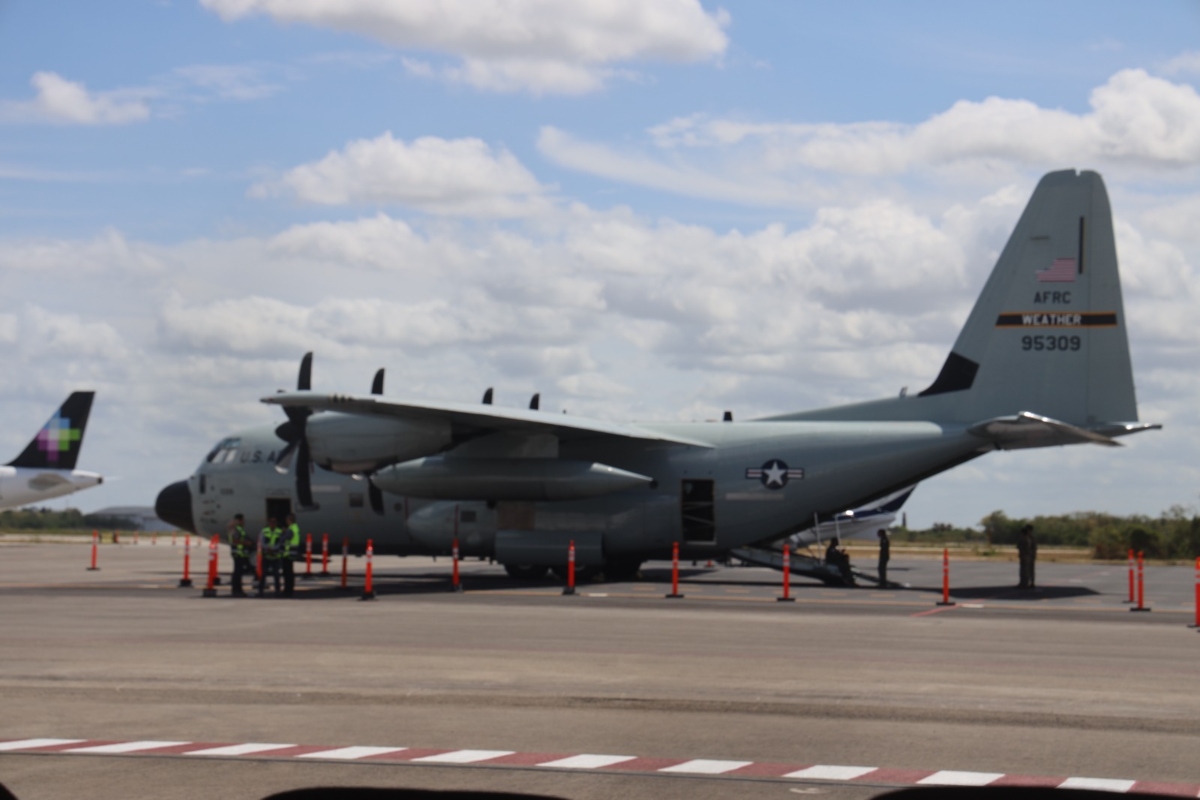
[899,507,1200,560]
[0,508,141,532]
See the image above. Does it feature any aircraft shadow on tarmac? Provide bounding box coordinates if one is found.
[943,585,1101,601]
[248,568,788,600]
[237,568,1099,602]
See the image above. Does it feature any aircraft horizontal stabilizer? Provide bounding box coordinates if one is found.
[967,411,1158,450]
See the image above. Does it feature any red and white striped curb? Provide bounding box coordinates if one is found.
[1,739,1196,796]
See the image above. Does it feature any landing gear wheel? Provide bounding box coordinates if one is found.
[602,559,643,582]
[504,564,549,580]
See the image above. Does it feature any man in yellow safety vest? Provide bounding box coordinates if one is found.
[227,513,254,597]
[282,513,301,597]
[257,517,283,596]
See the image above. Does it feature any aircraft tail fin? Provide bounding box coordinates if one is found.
[771,170,1148,433]
[876,486,915,514]
[7,392,95,470]
[920,169,1137,425]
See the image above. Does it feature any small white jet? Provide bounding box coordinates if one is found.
[790,486,915,548]
[0,392,102,511]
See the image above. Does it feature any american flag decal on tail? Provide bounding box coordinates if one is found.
[1037,257,1077,282]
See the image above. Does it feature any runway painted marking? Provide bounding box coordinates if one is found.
[184,743,295,756]
[64,741,189,754]
[910,605,958,618]
[783,765,876,780]
[412,749,515,764]
[918,770,1005,786]
[1059,777,1137,792]
[538,754,637,769]
[297,746,407,760]
[3,737,1196,795]
[0,739,85,751]
[659,759,752,774]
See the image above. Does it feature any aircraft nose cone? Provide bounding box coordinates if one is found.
[155,480,195,533]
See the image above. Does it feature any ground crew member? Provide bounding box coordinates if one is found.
[282,513,301,597]
[257,517,283,596]
[1017,523,1037,588]
[877,528,890,588]
[227,513,254,597]
[824,536,856,586]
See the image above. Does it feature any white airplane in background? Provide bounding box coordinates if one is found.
[789,486,915,549]
[730,487,914,585]
[0,392,102,511]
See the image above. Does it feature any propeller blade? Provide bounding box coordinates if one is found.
[368,480,385,515]
[274,440,298,473]
[529,393,540,410]
[280,407,309,431]
[482,387,493,405]
[296,438,316,509]
[371,368,385,395]
[297,351,313,392]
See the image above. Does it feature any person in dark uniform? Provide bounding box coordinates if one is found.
[1017,523,1037,588]
[824,536,856,586]
[876,528,891,588]
[227,513,254,597]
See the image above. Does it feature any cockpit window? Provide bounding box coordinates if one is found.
[205,437,242,465]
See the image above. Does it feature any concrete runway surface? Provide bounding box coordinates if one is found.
[1,540,1198,800]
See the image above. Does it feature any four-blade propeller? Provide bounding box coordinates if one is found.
[273,352,316,510]
[273,353,543,517]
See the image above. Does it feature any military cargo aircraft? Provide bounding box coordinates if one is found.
[1,392,102,511]
[156,170,1158,581]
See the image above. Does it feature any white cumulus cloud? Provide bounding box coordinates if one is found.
[656,70,1200,170]
[0,228,163,274]
[258,133,551,216]
[543,69,1200,208]
[200,0,729,94]
[0,72,151,125]
[22,307,129,359]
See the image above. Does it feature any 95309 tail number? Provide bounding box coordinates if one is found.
[1022,334,1081,351]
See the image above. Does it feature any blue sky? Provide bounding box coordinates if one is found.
[1,1,1198,528]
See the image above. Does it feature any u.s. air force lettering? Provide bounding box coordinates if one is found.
[745,459,804,489]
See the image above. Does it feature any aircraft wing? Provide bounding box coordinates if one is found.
[263,392,714,449]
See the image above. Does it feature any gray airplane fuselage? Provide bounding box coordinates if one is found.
[168,415,981,563]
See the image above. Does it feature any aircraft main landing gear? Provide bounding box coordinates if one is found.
[503,564,549,580]
[601,559,643,582]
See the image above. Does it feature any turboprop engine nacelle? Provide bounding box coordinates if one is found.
[371,456,653,501]
[307,413,452,474]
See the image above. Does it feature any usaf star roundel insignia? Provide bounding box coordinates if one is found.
[745,459,804,490]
